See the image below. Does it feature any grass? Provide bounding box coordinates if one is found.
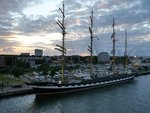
[0,74,23,85]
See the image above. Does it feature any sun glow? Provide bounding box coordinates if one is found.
[7,33,61,46]
[80,52,90,56]
[2,32,62,55]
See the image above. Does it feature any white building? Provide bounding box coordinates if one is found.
[35,49,43,56]
[98,52,110,63]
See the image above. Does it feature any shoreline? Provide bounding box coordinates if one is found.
[0,71,150,98]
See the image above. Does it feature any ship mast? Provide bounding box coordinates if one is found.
[88,11,94,75]
[111,18,116,75]
[55,2,66,83]
[125,29,128,67]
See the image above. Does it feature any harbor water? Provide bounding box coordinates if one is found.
[0,75,150,113]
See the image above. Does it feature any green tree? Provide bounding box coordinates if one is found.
[4,55,16,67]
[16,59,30,68]
[50,67,56,78]
[35,59,46,65]
[12,67,24,78]
[37,64,49,75]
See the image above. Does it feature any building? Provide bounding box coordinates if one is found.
[35,49,43,56]
[0,56,6,68]
[17,55,51,67]
[20,53,30,56]
[98,52,110,63]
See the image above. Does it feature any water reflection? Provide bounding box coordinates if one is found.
[33,82,136,113]
[1,75,150,113]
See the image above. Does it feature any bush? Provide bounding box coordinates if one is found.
[12,67,24,78]
[37,64,49,75]
[50,67,56,76]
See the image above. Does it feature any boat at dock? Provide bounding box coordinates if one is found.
[27,2,135,95]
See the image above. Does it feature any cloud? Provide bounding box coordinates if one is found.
[0,0,40,40]
[0,0,150,56]
[1,47,14,53]
[0,35,22,47]
[63,0,82,12]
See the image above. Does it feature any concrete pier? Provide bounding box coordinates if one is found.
[0,85,34,98]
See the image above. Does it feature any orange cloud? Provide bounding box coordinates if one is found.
[80,52,90,56]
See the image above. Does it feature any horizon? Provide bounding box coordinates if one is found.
[0,53,149,57]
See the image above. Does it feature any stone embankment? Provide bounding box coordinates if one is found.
[0,84,34,98]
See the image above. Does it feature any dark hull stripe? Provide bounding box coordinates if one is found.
[33,76,134,95]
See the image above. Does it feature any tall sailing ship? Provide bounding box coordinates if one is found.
[27,3,135,95]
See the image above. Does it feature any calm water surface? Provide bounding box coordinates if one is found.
[1,75,150,113]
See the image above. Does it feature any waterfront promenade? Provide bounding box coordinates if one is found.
[0,84,33,98]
